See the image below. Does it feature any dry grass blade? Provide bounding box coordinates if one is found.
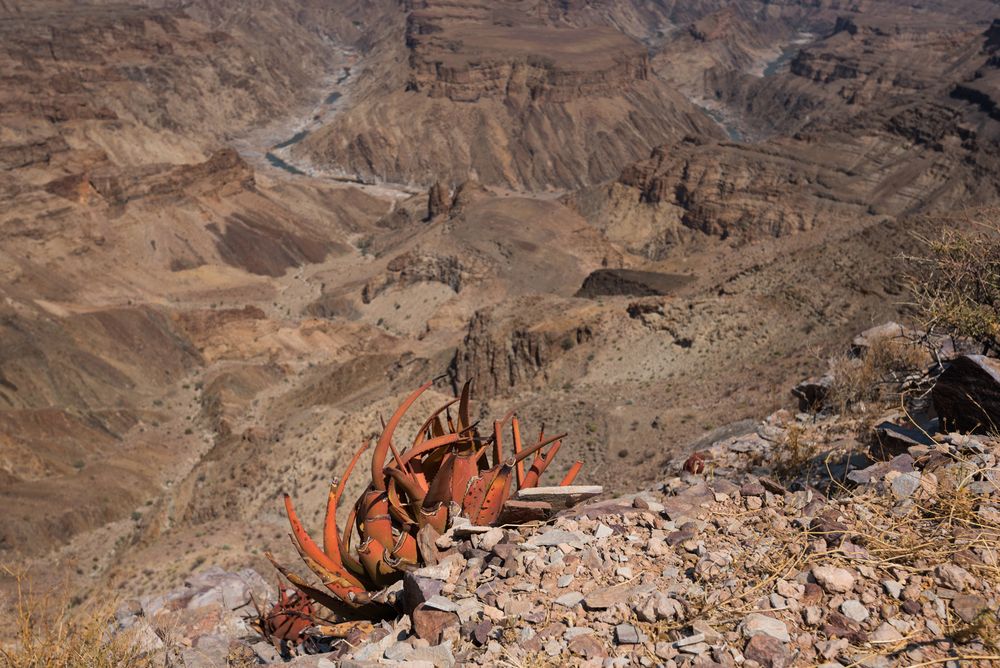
[0,565,162,668]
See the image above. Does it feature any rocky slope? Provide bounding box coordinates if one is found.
[109,327,1000,668]
[0,0,396,561]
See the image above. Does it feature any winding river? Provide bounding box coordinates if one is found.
[694,31,817,143]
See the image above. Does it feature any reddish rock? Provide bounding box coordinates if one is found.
[584,584,635,610]
[497,500,553,524]
[403,573,444,614]
[569,634,608,659]
[744,633,790,668]
[472,620,493,646]
[952,594,989,623]
[801,582,823,606]
[537,622,568,641]
[411,604,460,645]
[683,452,706,474]
[759,477,786,495]
[822,612,868,644]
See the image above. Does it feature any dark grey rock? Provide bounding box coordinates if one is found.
[933,355,1000,433]
[792,375,833,411]
[872,422,935,460]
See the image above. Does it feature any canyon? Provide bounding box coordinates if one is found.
[1,0,999,660]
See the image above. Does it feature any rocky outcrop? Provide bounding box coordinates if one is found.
[0,4,336,145]
[426,180,451,219]
[949,20,1000,122]
[579,52,1000,253]
[405,4,653,105]
[362,251,475,303]
[952,77,1000,122]
[790,14,980,99]
[0,135,71,170]
[604,136,877,245]
[449,297,594,397]
[46,149,256,208]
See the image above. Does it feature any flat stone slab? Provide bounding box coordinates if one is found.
[526,529,591,549]
[515,485,603,510]
[498,500,552,524]
[555,592,585,608]
[584,583,636,610]
[451,525,493,538]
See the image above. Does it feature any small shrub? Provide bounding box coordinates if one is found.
[908,221,1000,354]
[774,423,807,479]
[826,335,928,414]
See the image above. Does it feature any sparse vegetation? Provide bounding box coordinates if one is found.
[0,567,159,668]
[356,235,374,256]
[826,335,928,414]
[909,220,1000,355]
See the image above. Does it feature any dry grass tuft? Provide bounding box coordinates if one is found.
[827,335,928,415]
[908,219,1000,356]
[774,423,809,479]
[0,566,161,668]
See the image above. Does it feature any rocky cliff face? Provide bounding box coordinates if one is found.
[788,14,986,106]
[950,20,1000,127]
[449,296,597,398]
[45,149,255,208]
[292,0,723,190]
[0,5,320,143]
[404,3,653,104]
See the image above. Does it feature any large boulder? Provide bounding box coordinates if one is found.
[932,355,1000,433]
